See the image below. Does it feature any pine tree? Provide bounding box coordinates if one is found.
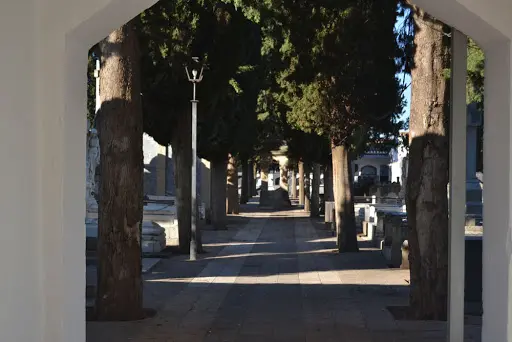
[279,0,405,252]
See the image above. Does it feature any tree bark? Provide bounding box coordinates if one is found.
[290,168,297,199]
[251,162,257,197]
[324,163,334,202]
[226,154,240,214]
[96,21,144,321]
[304,164,311,212]
[211,158,227,229]
[298,161,305,206]
[279,162,289,191]
[259,155,271,206]
[311,163,321,217]
[171,110,192,254]
[240,159,249,204]
[406,6,450,321]
[332,144,359,253]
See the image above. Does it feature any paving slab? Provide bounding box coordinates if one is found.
[87,203,481,342]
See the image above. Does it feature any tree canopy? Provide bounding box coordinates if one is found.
[137,0,262,161]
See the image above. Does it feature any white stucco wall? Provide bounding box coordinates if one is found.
[0,0,511,341]
[412,1,512,341]
[0,0,158,341]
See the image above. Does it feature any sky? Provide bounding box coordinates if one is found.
[395,14,411,123]
[400,73,411,122]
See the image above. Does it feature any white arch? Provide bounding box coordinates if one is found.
[1,0,512,341]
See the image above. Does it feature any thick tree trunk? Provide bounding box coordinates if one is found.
[226,154,240,214]
[406,7,450,321]
[96,22,144,321]
[304,164,311,212]
[290,169,297,199]
[332,144,359,253]
[324,163,334,202]
[171,110,192,254]
[311,163,321,217]
[240,159,249,204]
[298,161,305,206]
[211,158,227,229]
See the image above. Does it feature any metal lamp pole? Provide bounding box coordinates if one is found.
[186,59,204,261]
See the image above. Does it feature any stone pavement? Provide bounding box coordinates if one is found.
[87,203,482,342]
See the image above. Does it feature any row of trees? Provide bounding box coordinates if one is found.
[90,0,485,323]
[91,0,408,321]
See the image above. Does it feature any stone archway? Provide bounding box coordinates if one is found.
[9,0,506,341]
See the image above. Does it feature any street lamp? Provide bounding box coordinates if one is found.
[185,58,204,261]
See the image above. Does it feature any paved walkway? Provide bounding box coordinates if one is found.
[87,203,481,342]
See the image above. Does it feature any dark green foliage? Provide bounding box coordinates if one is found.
[467,38,484,108]
[279,0,405,148]
[137,0,263,162]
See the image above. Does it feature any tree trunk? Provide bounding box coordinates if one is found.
[259,155,271,206]
[279,162,289,191]
[211,158,227,229]
[251,162,257,197]
[240,159,249,204]
[96,22,144,321]
[406,6,450,321]
[324,163,334,202]
[304,164,311,212]
[311,163,321,217]
[290,168,297,199]
[298,161,305,205]
[226,154,240,214]
[171,110,192,254]
[332,144,359,253]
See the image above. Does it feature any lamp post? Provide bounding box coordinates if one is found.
[186,58,204,261]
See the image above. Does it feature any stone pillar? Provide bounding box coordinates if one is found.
[466,102,483,224]
[448,29,467,341]
[481,41,512,342]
